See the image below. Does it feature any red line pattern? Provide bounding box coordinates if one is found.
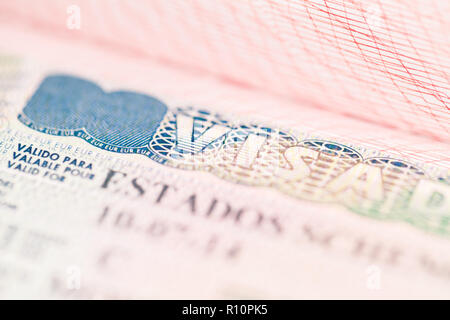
[0,0,449,142]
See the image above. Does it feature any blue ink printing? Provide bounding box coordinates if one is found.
[19,75,168,161]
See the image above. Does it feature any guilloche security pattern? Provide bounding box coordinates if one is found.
[0,0,448,141]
